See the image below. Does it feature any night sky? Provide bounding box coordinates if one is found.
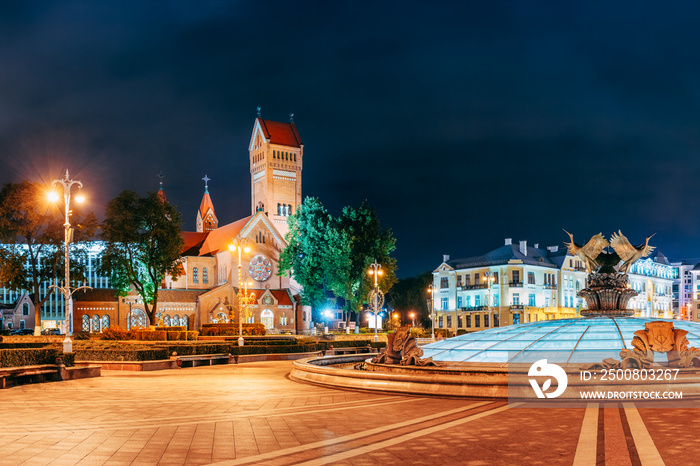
[1,1,699,278]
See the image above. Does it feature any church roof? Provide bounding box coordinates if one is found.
[181,231,208,256]
[198,191,215,219]
[270,289,293,306]
[258,118,303,147]
[198,215,253,256]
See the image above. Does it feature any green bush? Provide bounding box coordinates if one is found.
[156,326,186,332]
[74,347,169,361]
[200,323,266,336]
[1,348,59,367]
[72,332,91,340]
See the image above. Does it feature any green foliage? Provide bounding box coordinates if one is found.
[279,198,397,324]
[279,197,350,309]
[0,348,64,367]
[0,180,98,331]
[199,323,266,336]
[100,190,184,325]
[74,347,170,361]
[386,271,433,327]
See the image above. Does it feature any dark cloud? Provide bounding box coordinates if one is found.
[1,0,700,278]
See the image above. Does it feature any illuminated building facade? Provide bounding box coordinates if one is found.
[433,239,678,335]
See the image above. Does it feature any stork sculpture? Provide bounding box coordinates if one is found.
[563,230,609,273]
[610,230,656,274]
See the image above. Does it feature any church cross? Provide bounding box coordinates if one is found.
[202,175,211,192]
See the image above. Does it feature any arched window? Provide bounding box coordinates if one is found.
[203,268,208,284]
[182,314,189,329]
[277,203,281,215]
[101,315,110,330]
[193,267,199,283]
[91,314,100,333]
[128,308,148,330]
[173,314,180,326]
[82,315,90,332]
[163,314,171,327]
[214,312,228,323]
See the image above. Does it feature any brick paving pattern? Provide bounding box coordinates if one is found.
[0,361,684,465]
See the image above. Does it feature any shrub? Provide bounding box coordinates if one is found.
[156,326,187,332]
[200,323,266,336]
[72,332,91,340]
[101,326,130,340]
[74,347,169,361]
[0,348,59,367]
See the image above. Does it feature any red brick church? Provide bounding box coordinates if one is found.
[74,113,312,334]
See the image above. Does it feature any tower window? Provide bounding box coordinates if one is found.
[294,153,297,161]
[193,267,199,283]
[203,268,208,284]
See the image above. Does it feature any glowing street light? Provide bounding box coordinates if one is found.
[228,236,252,346]
[427,284,436,341]
[409,311,415,327]
[367,260,383,342]
[47,169,90,350]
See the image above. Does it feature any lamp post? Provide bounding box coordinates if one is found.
[228,236,251,346]
[367,260,383,343]
[409,311,415,327]
[48,170,86,351]
[428,284,436,341]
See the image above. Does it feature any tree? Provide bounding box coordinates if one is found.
[386,271,433,328]
[279,197,397,326]
[279,197,351,314]
[100,190,184,326]
[335,200,397,325]
[0,180,97,334]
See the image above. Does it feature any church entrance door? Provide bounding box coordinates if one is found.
[261,309,274,330]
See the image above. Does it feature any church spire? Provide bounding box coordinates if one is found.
[157,172,167,203]
[196,175,218,233]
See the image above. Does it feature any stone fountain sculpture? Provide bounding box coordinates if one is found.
[564,230,654,317]
[372,325,436,366]
[567,230,700,368]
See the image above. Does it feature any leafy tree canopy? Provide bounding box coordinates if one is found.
[0,180,97,333]
[279,197,396,323]
[100,190,184,325]
[386,271,433,328]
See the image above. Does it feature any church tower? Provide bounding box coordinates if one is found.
[196,175,218,233]
[249,109,303,237]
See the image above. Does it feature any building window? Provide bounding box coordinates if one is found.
[466,296,471,308]
[475,273,480,284]
[441,298,449,310]
[101,315,109,330]
[82,315,90,332]
[475,295,481,307]
[484,314,490,327]
[493,272,499,283]
[475,314,481,327]
[193,267,199,283]
[91,314,100,333]
[456,275,462,287]
[528,272,535,285]
[457,296,463,309]
[280,315,288,325]
[19,320,25,329]
[438,316,443,328]
[512,270,520,283]
[466,314,471,328]
[22,303,29,315]
[446,316,452,328]
[203,268,208,284]
[513,293,520,305]
[493,295,499,307]
[440,277,449,289]
[529,294,536,306]
[457,315,463,328]
[465,275,471,287]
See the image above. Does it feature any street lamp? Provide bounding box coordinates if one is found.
[427,284,436,341]
[228,236,251,346]
[409,311,415,327]
[323,310,331,334]
[367,260,383,343]
[48,169,89,352]
[484,272,496,326]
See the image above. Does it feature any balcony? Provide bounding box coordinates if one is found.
[543,283,557,289]
[459,306,488,311]
[510,304,524,310]
[463,283,487,290]
[508,281,523,287]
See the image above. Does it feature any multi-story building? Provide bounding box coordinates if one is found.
[626,252,676,319]
[0,242,110,331]
[433,238,677,335]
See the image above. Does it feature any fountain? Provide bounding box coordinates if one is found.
[290,231,700,399]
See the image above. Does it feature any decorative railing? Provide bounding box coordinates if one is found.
[508,281,523,287]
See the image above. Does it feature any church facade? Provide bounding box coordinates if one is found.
[73,114,312,334]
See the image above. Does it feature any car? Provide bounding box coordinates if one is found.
[10,328,33,335]
[41,328,61,335]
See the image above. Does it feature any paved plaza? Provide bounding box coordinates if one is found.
[0,361,696,465]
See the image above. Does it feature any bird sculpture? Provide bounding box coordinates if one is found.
[563,230,609,273]
[610,230,655,274]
